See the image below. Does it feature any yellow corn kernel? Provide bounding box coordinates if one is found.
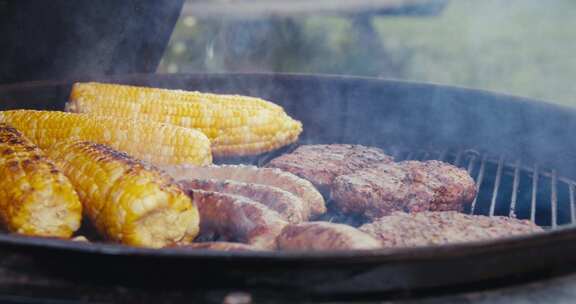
[68,82,302,157]
[0,110,212,166]
[48,140,199,248]
[0,123,82,237]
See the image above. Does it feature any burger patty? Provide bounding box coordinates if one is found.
[359,211,543,247]
[331,160,477,220]
[266,144,393,193]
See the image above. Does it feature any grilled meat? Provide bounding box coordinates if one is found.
[266,144,393,193]
[179,178,307,223]
[179,242,259,251]
[331,160,476,219]
[276,222,381,251]
[360,211,543,247]
[184,189,288,249]
[163,164,326,218]
[0,123,82,238]
[48,140,199,248]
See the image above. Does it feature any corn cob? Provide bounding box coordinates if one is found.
[48,140,200,248]
[67,82,303,157]
[0,110,212,166]
[0,123,82,237]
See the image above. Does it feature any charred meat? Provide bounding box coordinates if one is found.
[266,144,393,193]
[179,178,307,223]
[183,189,288,249]
[277,222,381,251]
[163,164,326,218]
[360,211,543,247]
[179,242,259,251]
[331,160,476,220]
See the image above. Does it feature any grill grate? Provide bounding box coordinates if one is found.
[389,148,576,229]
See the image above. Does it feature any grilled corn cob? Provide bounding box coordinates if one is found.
[67,82,303,157]
[48,140,199,248]
[0,110,212,166]
[0,123,82,237]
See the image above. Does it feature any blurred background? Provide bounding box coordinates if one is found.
[158,0,576,106]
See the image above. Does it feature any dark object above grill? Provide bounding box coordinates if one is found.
[1,73,576,303]
[0,0,183,84]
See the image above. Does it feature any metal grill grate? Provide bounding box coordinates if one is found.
[388,148,576,229]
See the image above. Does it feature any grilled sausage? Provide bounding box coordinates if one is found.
[276,222,381,251]
[179,178,307,223]
[183,189,288,249]
[179,242,259,251]
[163,164,326,218]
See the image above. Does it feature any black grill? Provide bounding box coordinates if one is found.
[2,73,576,302]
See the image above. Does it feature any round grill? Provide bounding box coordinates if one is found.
[2,73,576,301]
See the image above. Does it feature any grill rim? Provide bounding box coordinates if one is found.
[0,223,570,261]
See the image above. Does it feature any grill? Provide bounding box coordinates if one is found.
[2,73,576,302]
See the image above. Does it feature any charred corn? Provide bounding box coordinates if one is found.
[0,110,212,166]
[48,140,199,248]
[0,123,82,237]
[67,82,303,157]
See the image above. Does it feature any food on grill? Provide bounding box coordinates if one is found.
[163,164,326,218]
[179,242,259,251]
[0,123,82,238]
[179,178,307,223]
[67,82,303,157]
[0,110,212,166]
[360,211,543,247]
[276,222,381,251]
[48,140,199,248]
[331,160,476,220]
[266,144,393,193]
[182,189,288,249]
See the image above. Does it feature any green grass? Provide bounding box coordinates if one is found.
[160,0,576,106]
[373,0,576,105]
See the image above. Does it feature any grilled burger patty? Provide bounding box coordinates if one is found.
[276,222,382,251]
[266,144,393,193]
[360,211,543,247]
[331,160,477,220]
